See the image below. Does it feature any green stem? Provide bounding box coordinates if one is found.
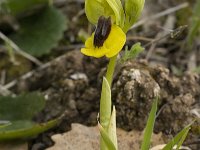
[100,54,117,128]
[100,54,118,150]
[105,55,118,86]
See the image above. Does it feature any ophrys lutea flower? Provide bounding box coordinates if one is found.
[81,16,126,58]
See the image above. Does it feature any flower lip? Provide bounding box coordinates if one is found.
[81,24,126,58]
[94,16,112,48]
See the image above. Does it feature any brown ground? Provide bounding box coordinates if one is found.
[8,50,199,149]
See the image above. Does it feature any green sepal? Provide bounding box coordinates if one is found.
[106,0,124,26]
[85,0,104,24]
[85,0,115,25]
[85,0,125,27]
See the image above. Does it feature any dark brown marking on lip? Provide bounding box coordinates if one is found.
[93,16,111,47]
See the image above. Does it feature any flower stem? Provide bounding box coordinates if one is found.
[100,54,118,150]
[105,55,117,86]
[100,54,117,128]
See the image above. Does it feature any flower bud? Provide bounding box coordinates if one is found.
[85,0,124,26]
[124,0,145,31]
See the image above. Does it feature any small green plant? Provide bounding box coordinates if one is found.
[162,124,191,150]
[81,0,193,149]
[82,0,145,149]
[121,42,144,63]
[141,97,158,150]
[141,97,192,150]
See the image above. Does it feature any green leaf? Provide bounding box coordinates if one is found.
[0,121,35,132]
[100,77,112,150]
[0,119,58,141]
[108,106,118,150]
[1,0,48,15]
[0,92,45,121]
[121,42,144,62]
[0,92,59,140]
[100,77,111,129]
[175,128,190,150]
[163,124,191,150]
[11,6,67,56]
[98,123,116,150]
[141,97,158,150]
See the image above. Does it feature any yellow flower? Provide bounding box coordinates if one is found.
[81,25,126,58]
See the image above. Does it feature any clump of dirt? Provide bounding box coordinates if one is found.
[150,66,199,134]
[14,51,103,129]
[112,61,160,131]
[113,61,200,133]
[12,50,200,148]
[113,60,199,149]
[113,60,199,135]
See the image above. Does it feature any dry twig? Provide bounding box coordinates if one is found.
[0,84,15,96]
[0,31,43,66]
[3,52,71,90]
[144,25,188,48]
[131,2,189,29]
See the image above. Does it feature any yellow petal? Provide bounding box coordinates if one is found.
[85,33,94,48]
[81,33,96,57]
[81,47,109,58]
[104,25,126,58]
[81,33,110,58]
[81,48,95,57]
[93,47,110,58]
[81,25,125,58]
